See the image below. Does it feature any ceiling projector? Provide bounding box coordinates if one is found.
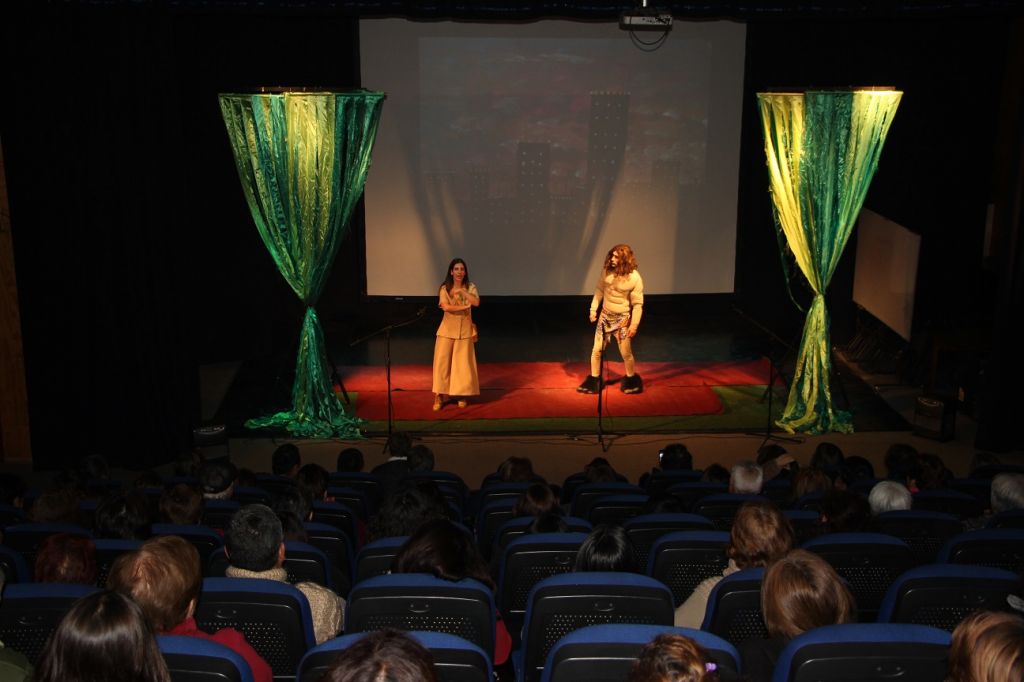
[619,9,673,31]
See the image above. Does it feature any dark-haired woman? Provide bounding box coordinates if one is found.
[33,590,171,682]
[392,519,511,665]
[432,258,479,411]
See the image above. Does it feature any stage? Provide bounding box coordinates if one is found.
[214,297,909,438]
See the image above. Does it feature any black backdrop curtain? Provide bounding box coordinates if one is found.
[0,4,361,469]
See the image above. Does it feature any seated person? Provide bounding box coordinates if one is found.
[158,483,203,525]
[729,462,763,495]
[739,549,856,681]
[224,504,344,645]
[391,518,511,665]
[336,447,364,473]
[947,610,1023,682]
[322,628,438,682]
[94,490,153,540]
[867,481,912,515]
[33,590,170,682]
[574,524,637,573]
[34,533,97,585]
[368,484,449,542]
[107,535,271,682]
[675,500,794,628]
[628,633,720,682]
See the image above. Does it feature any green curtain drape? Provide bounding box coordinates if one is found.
[757,89,901,434]
[219,90,384,438]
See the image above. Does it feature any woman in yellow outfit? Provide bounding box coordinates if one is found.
[432,258,480,410]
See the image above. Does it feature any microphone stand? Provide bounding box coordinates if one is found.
[349,306,427,453]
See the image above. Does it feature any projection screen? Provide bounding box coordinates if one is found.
[360,18,746,296]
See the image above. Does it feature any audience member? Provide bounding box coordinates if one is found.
[729,461,764,495]
[574,525,637,572]
[885,443,921,492]
[132,470,164,490]
[368,485,449,541]
[278,510,310,543]
[757,445,798,481]
[947,610,1024,682]
[158,483,203,525]
[529,512,569,534]
[29,488,81,524]
[272,444,302,478]
[496,456,536,483]
[197,458,236,500]
[173,448,205,478]
[107,536,271,682]
[513,482,560,519]
[675,500,794,627]
[406,444,436,473]
[32,590,170,682]
[391,519,511,665]
[991,473,1024,513]
[320,629,438,682]
[336,447,365,473]
[836,455,875,489]
[809,442,844,481]
[34,533,97,585]
[917,452,953,490]
[701,464,730,485]
[756,444,788,466]
[660,444,694,470]
[867,480,912,515]
[627,633,720,682]
[817,489,873,534]
[94,490,153,540]
[224,504,343,644]
[372,434,414,494]
[272,486,314,522]
[585,462,620,483]
[788,467,832,505]
[296,463,331,502]
[739,549,856,681]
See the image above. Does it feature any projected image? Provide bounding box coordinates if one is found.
[361,20,745,296]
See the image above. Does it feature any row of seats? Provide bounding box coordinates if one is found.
[0,566,982,682]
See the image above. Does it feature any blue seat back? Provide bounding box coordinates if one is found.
[157,634,255,682]
[517,572,674,682]
[647,530,729,606]
[540,623,740,682]
[0,583,99,665]
[877,563,1024,631]
[701,567,766,645]
[195,577,315,678]
[772,623,950,682]
[298,630,491,682]
[345,573,497,661]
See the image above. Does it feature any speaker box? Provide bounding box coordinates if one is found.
[914,395,955,441]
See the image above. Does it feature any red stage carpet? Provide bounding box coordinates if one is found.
[339,359,774,422]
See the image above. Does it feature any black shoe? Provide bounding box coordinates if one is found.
[577,375,602,394]
[621,373,644,394]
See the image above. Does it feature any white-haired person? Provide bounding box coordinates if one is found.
[868,480,912,515]
[729,461,764,495]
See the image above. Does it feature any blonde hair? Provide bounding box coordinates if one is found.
[948,610,1024,682]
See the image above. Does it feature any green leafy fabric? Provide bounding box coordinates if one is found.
[220,91,384,438]
[757,90,901,434]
